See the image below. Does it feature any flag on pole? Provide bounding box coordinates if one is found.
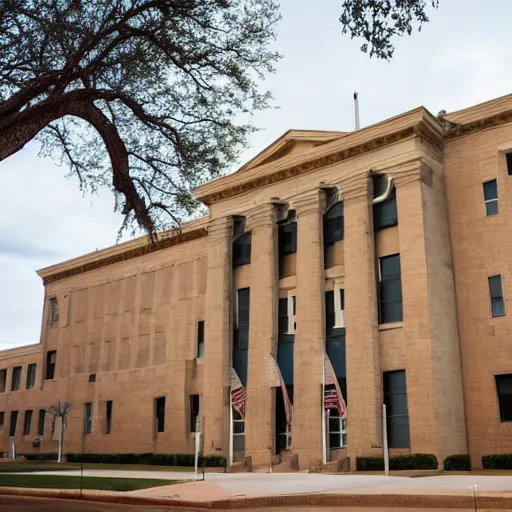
[267,354,293,427]
[323,352,347,417]
[230,368,246,419]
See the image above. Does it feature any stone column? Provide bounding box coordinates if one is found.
[203,216,233,457]
[292,190,325,469]
[343,176,383,462]
[245,203,278,467]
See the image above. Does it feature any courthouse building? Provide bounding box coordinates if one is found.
[2,94,512,470]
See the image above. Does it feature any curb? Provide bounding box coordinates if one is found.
[1,487,512,510]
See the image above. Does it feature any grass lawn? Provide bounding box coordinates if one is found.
[0,474,178,491]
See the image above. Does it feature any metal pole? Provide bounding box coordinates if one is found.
[80,463,83,496]
[383,404,389,476]
[229,386,233,467]
[194,417,201,481]
[321,353,327,466]
[354,92,360,130]
[473,484,478,512]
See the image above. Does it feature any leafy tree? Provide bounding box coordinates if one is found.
[0,0,280,235]
[340,0,439,60]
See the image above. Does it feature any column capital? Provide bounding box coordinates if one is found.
[292,188,324,215]
[207,215,233,239]
[247,202,279,229]
[393,162,434,188]
[339,173,371,203]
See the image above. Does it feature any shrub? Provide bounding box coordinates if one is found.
[65,453,226,467]
[482,454,512,470]
[443,454,471,471]
[357,453,438,471]
[18,453,58,461]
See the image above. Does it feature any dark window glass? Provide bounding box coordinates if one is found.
[0,411,4,427]
[489,275,505,317]
[26,363,36,389]
[324,202,344,245]
[49,296,59,325]
[496,374,512,422]
[277,297,294,385]
[278,298,288,335]
[373,175,398,230]
[84,403,92,434]
[155,397,166,433]
[507,153,512,176]
[11,366,21,391]
[9,411,18,437]
[23,410,33,436]
[0,369,6,393]
[275,385,294,454]
[197,321,205,358]
[384,370,410,448]
[379,254,403,324]
[483,179,498,216]
[88,373,96,383]
[326,337,346,379]
[46,351,56,380]
[325,291,335,336]
[233,232,251,268]
[190,395,200,433]
[278,222,297,257]
[37,409,45,436]
[106,401,112,434]
[233,289,250,387]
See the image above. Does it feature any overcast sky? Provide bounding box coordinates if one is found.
[1,0,511,350]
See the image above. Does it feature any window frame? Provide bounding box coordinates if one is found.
[378,254,403,324]
[46,351,56,380]
[496,374,512,422]
[328,411,347,449]
[9,410,18,437]
[37,409,46,436]
[84,402,93,435]
[23,410,33,436]
[190,394,200,433]
[278,220,297,257]
[0,369,6,393]
[155,396,166,433]
[506,152,512,176]
[483,179,498,216]
[489,275,505,317]
[287,293,296,334]
[373,175,398,231]
[105,400,113,434]
[0,411,4,427]
[26,363,36,390]
[197,320,205,358]
[383,370,410,449]
[323,202,344,246]
[232,231,252,268]
[48,296,59,326]
[11,366,22,391]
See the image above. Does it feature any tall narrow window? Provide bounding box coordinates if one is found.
[373,175,398,230]
[37,409,46,436]
[233,232,251,268]
[277,296,294,386]
[483,179,498,216]
[507,152,512,176]
[383,370,410,448]
[378,254,403,324]
[190,395,200,433]
[48,296,59,326]
[11,366,21,391]
[323,202,344,245]
[233,288,250,386]
[0,369,7,393]
[46,351,56,380]
[496,374,512,422]
[155,397,166,433]
[23,410,33,435]
[0,411,4,427]
[197,321,205,358]
[84,403,92,434]
[489,275,505,317]
[10,411,18,437]
[26,363,36,389]
[105,401,113,434]
[278,221,297,257]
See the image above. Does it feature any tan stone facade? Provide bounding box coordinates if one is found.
[2,95,512,470]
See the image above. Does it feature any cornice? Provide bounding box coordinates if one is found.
[41,227,208,285]
[445,109,512,141]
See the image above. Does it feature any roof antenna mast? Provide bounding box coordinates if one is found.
[354,91,360,130]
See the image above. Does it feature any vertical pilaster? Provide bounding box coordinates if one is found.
[245,203,278,466]
[203,216,233,457]
[343,177,383,461]
[293,191,325,469]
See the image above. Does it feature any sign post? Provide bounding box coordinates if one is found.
[383,404,389,476]
[10,436,16,460]
[194,416,201,481]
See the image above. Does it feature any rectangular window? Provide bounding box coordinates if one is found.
[88,373,96,383]
[489,275,505,317]
[233,288,250,386]
[106,401,113,434]
[37,409,46,436]
[10,411,18,437]
[373,175,398,230]
[11,366,21,391]
[190,395,200,433]
[48,296,59,325]
[155,397,166,433]
[46,351,56,380]
[496,374,512,422]
[0,369,6,393]
[26,363,36,389]
[0,411,4,427]
[383,370,410,449]
[328,414,347,449]
[23,410,33,436]
[323,202,344,245]
[278,221,297,257]
[233,232,251,268]
[277,297,294,386]
[378,254,403,324]
[197,320,205,358]
[483,179,498,216]
[507,152,512,176]
[84,403,92,434]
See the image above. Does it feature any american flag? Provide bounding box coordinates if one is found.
[323,353,347,417]
[268,354,292,427]
[230,368,246,419]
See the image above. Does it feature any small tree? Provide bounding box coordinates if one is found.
[46,399,72,463]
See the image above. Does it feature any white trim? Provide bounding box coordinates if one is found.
[287,292,296,334]
[235,290,240,330]
[327,410,347,449]
[333,282,345,329]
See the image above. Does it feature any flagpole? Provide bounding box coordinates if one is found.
[321,352,327,466]
[383,403,389,476]
[229,385,234,467]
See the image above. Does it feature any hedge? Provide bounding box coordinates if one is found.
[65,453,226,467]
[18,453,58,461]
[482,454,512,470]
[356,453,438,471]
[443,454,471,471]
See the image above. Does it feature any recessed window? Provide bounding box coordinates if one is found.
[373,175,398,230]
[496,374,512,422]
[46,351,56,380]
[48,296,59,326]
[233,232,251,268]
[323,202,344,245]
[277,297,294,386]
[84,403,92,434]
[23,410,33,436]
[233,288,250,387]
[329,414,347,449]
[11,366,21,391]
[0,411,4,427]
[278,216,297,257]
[9,411,18,437]
[155,397,166,433]
[0,369,6,393]
[378,254,403,324]
[88,373,96,383]
[483,179,498,216]
[37,410,45,436]
[190,394,200,433]
[489,275,505,317]
[384,370,410,448]
[106,401,113,434]
[26,364,36,389]
[197,321,205,358]
[506,152,512,176]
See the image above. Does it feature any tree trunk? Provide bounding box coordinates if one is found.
[58,416,65,463]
